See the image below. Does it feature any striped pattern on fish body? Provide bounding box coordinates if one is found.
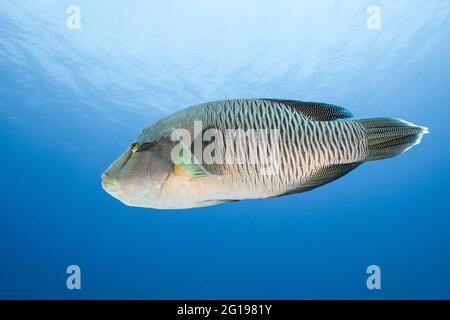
[179,99,369,198]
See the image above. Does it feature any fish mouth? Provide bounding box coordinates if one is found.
[100,172,151,207]
[101,173,121,194]
[101,174,132,206]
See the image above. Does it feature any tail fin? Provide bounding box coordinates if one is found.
[357,117,429,161]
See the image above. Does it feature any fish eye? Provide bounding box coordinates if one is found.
[130,143,139,152]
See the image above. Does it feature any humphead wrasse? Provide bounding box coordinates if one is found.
[101,99,428,209]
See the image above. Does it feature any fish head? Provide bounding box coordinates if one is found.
[101,135,174,208]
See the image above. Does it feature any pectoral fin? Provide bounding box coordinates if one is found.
[172,144,213,179]
[173,162,212,178]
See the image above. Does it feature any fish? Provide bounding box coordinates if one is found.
[101,99,428,209]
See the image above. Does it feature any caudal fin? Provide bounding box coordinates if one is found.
[357,117,429,161]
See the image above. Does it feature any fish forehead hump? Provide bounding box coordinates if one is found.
[139,103,208,142]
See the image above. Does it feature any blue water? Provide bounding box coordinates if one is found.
[1,1,449,299]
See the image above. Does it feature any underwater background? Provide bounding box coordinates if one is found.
[0,0,449,299]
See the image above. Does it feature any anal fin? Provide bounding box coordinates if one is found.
[278,162,362,197]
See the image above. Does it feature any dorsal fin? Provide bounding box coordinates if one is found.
[262,99,353,121]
